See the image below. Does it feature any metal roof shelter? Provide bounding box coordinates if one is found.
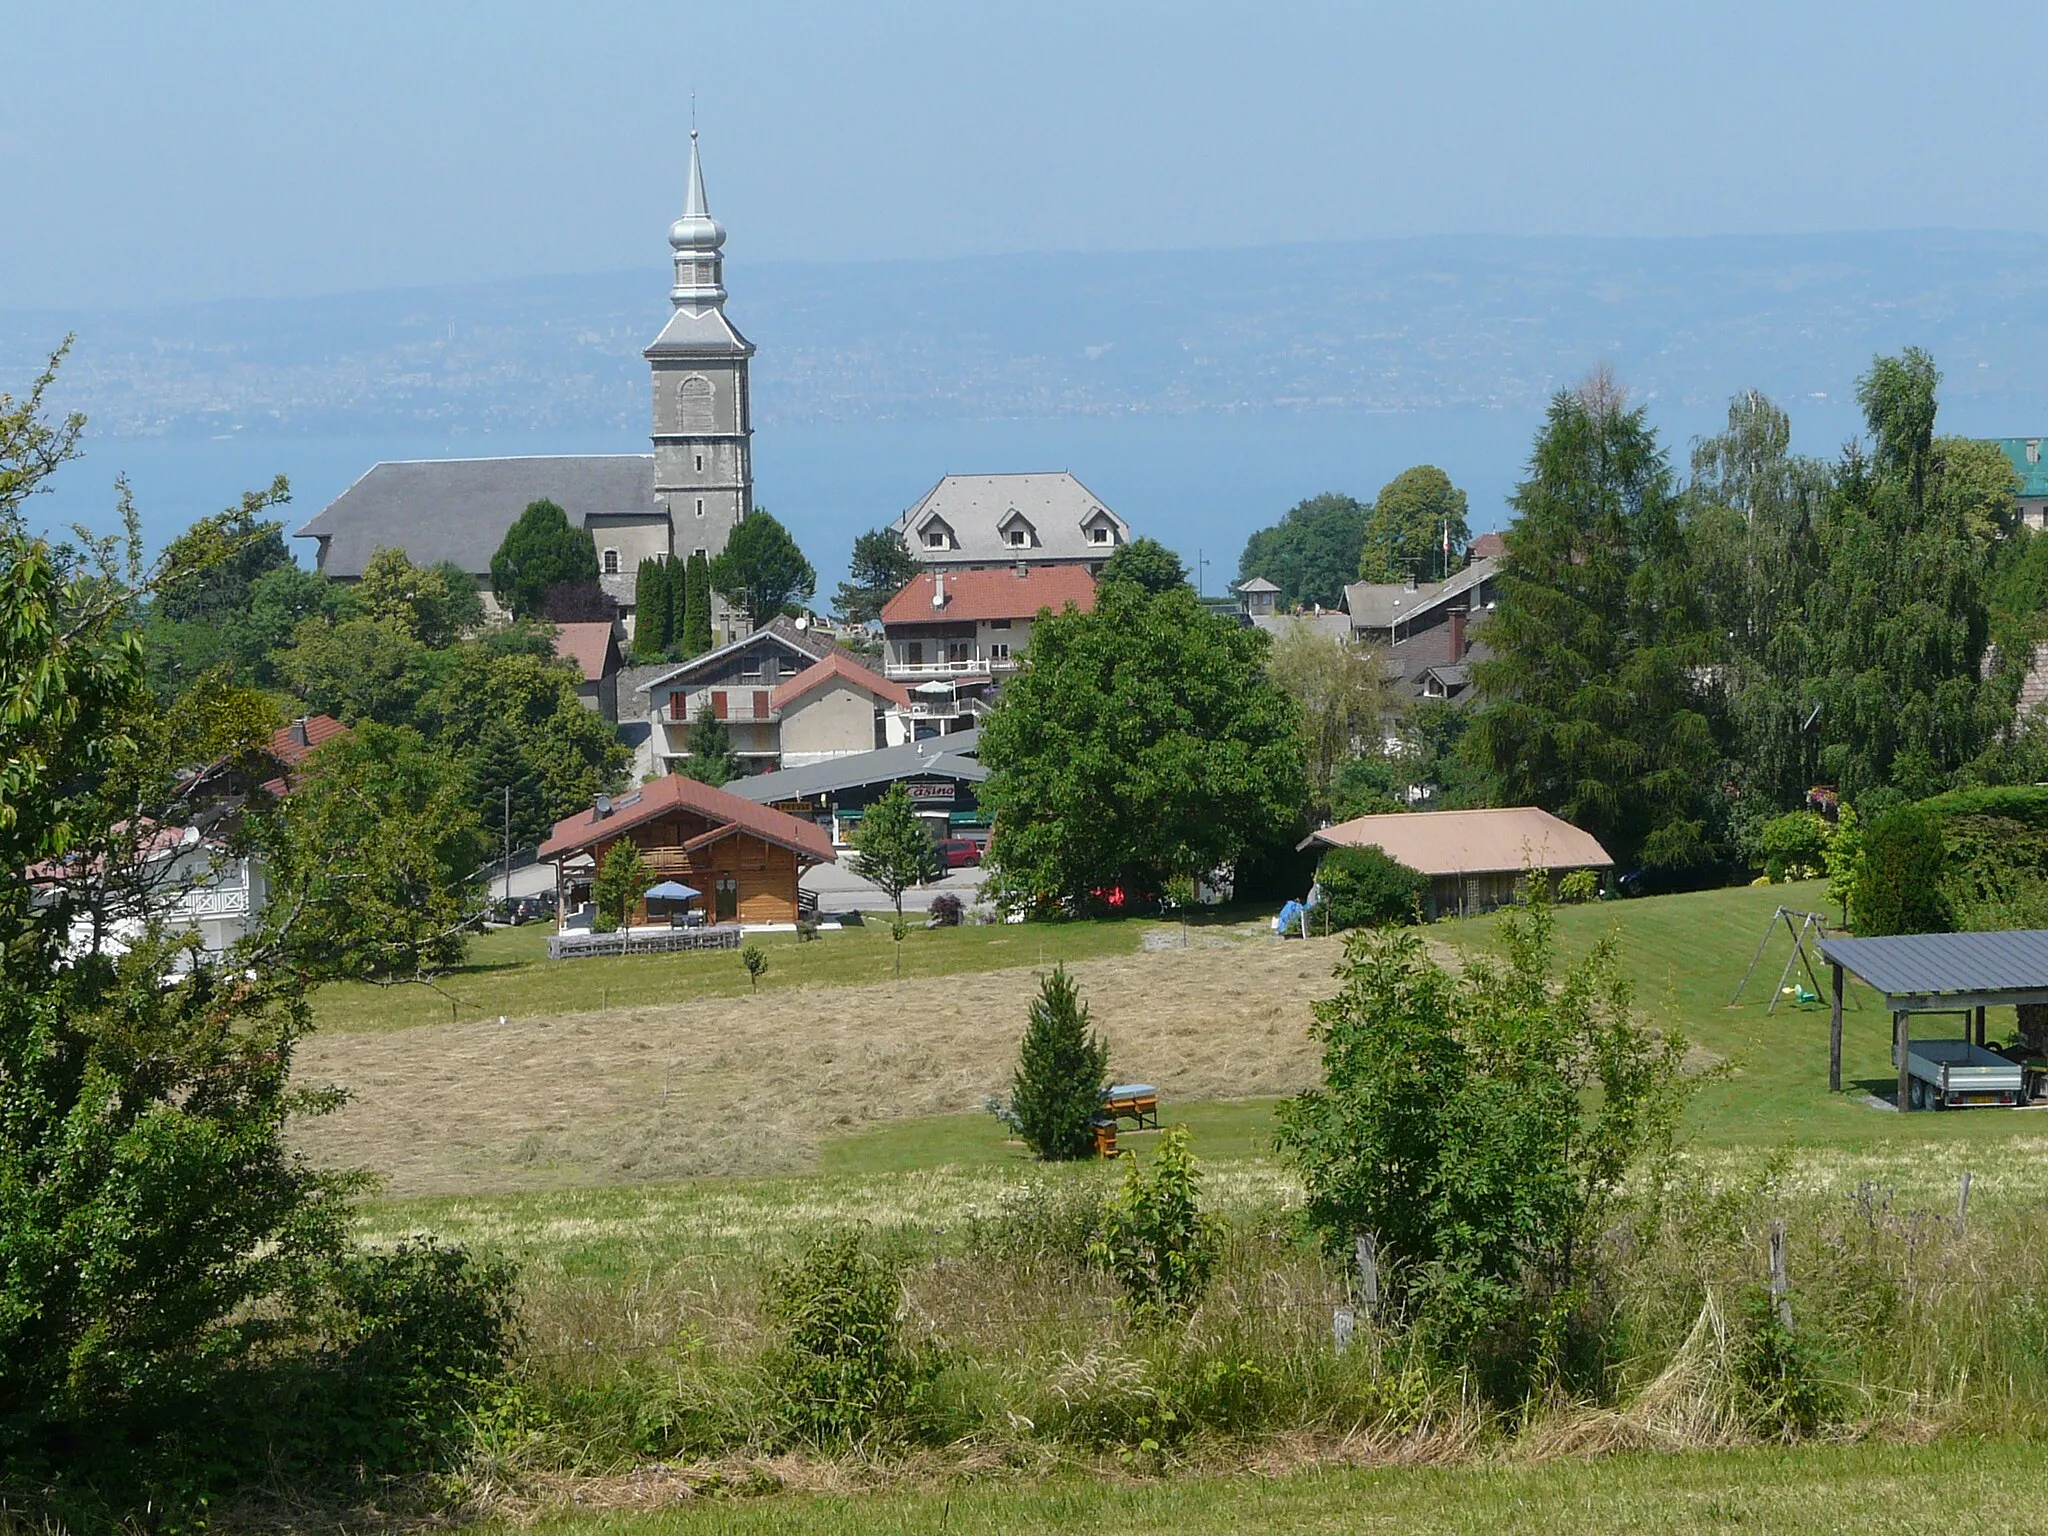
[1817,930,2048,1107]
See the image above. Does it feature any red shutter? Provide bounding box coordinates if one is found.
[712,691,728,719]
[753,690,770,718]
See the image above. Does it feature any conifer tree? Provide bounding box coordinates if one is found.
[469,718,550,854]
[680,551,713,656]
[1009,965,1111,1161]
[679,704,742,786]
[633,556,671,658]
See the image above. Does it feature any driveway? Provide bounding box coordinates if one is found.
[803,858,987,913]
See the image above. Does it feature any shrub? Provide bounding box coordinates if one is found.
[1732,1289,1838,1441]
[1276,890,1687,1391]
[928,892,964,927]
[765,1231,932,1445]
[1009,966,1111,1161]
[1558,868,1600,904]
[1852,805,1949,935]
[1756,809,1830,878]
[1090,1127,1221,1325]
[1316,844,1426,929]
[741,943,768,990]
[964,1177,1105,1272]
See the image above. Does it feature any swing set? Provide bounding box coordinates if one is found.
[1729,905,1856,1015]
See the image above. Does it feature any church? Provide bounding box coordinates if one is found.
[294,132,757,642]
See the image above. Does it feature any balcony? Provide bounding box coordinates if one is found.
[886,656,1018,681]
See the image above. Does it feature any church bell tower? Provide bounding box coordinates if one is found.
[646,130,755,641]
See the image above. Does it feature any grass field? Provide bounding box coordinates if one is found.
[510,1443,2048,1535]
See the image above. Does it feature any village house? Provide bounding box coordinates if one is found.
[539,773,835,928]
[1253,555,1499,705]
[1301,806,1612,920]
[551,621,624,721]
[729,729,988,848]
[1987,438,2048,531]
[891,473,1129,573]
[879,565,1095,686]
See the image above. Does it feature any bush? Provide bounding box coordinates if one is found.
[765,1231,933,1445]
[1732,1289,1839,1441]
[1558,868,1600,904]
[741,943,768,990]
[1852,805,1949,935]
[1316,844,1426,929]
[928,892,964,926]
[1090,1127,1221,1325]
[1276,891,1687,1392]
[1009,966,1111,1161]
[1756,810,1830,880]
[965,1177,1105,1272]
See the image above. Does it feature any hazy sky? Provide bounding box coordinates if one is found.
[6,0,2043,310]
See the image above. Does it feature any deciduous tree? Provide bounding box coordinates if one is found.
[1236,492,1369,610]
[1098,535,1190,595]
[1264,618,1401,816]
[710,509,815,626]
[849,783,941,972]
[1357,465,1470,584]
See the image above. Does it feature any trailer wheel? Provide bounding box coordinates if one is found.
[1909,1079,1925,1111]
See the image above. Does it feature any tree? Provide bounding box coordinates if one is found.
[1358,466,1471,584]
[425,646,629,831]
[359,545,466,646]
[1090,1126,1220,1323]
[591,839,653,934]
[489,499,598,619]
[468,718,551,859]
[1470,370,1720,872]
[0,356,357,1496]
[709,509,815,626]
[849,784,941,973]
[1851,804,1949,936]
[1277,895,1685,1380]
[152,492,295,625]
[1099,535,1190,595]
[1008,965,1111,1161]
[979,583,1309,911]
[634,556,673,657]
[277,613,442,727]
[741,942,768,990]
[264,723,488,982]
[1264,618,1402,816]
[1316,844,1426,929]
[833,526,921,625]
[678,704,743,786]
[680,549,713,656]
[1236,492,1369,610]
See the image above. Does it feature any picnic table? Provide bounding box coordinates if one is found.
[1101,1083,1159,1130]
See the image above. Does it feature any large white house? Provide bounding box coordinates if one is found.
[891,473,1128,573]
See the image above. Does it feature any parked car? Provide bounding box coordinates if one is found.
[1616,861,1737,899]
[935,838,984,870]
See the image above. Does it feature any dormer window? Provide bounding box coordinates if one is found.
[1008,529,1028,548]
[1088,525,1113,546]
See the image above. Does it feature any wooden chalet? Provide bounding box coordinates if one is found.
[538,773,836,929]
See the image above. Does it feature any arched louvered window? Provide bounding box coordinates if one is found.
[678,375,714,428]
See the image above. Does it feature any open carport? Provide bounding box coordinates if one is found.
[1820,930,2048,1109]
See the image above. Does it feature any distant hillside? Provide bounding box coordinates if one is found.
[8,231,2048,440]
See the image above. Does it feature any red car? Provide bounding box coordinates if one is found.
[935,838,984,870]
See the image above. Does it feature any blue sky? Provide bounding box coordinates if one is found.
[6,0,2043,309]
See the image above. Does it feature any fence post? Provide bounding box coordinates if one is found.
[1354,1232,1380,1320]
[1768,1219,1792,1331]
[1957,1169,1973,1230]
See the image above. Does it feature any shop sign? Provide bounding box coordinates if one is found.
[906,781,955,805]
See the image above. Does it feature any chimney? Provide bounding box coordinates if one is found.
[931,572,946,609]
[290,717,310,749]
[1449,608,1466,662]
[1403,567,1418,592]
[593,793,613,820]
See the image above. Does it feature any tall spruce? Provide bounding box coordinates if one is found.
[1470,369,1719,871]
[1009,965,1111,1161]
[680,551,713,655]
[679,704,742,786]
[634,556,672,658]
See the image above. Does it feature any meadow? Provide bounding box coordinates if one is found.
[319,882,2048,1533]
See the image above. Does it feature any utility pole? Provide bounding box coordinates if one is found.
[1196,548,1210,598]
[503,785,512,904]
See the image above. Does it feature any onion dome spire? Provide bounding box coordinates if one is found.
[667,130,727,309]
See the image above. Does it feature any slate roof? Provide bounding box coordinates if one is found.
[538,773,835,865]
[1235,576,1282,593]
[1468,532,1507,560]
[770,652,912,711]
[1818,930,2048,1007]
[1302,807,1613,876]
[880,566,1097,626]
[634,617,850,694]
[295,455,657,579]
[1343,557,1499,633]
[892,473,1128,566]
[725,731,986,804]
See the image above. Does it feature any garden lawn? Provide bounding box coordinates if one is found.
[1437,879,2048,1149]
[310,915,1149,1034]
[514,1442,2047,1535]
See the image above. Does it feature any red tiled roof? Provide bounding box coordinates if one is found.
[879,565,1096,626]
[551,621,620,684]
[263,715,349,795]
[1468,532,1506,560]
[539,771,837,866]
[769,651,912,712]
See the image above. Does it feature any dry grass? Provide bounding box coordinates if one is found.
[297,932,1362,1196]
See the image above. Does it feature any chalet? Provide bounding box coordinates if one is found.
[551,621,624,721]
[636,617,852,774]
[1301,806,1612,920]
[891,473,1128,573]
[538,774,836,929]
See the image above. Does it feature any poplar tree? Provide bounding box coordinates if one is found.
[634,556,672,658]
[680,551,713,656]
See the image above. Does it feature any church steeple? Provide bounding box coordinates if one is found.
[668,130,727,310]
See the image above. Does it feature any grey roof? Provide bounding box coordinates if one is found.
[634,616,847,693]
[644,304,754,357]
[296,455,656,578]
[892,473,1128,566]
[1344,557,1499,632]
[1252,611,1354,643]
[726,730,985,803]
[1818,930,2048,1009]
[1235,576,1282,593]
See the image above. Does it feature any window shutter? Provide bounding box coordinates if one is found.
[754,690,770,718]
[712,691,728,720]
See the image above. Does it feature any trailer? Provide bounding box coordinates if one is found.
[1892,1036,2024,1110]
